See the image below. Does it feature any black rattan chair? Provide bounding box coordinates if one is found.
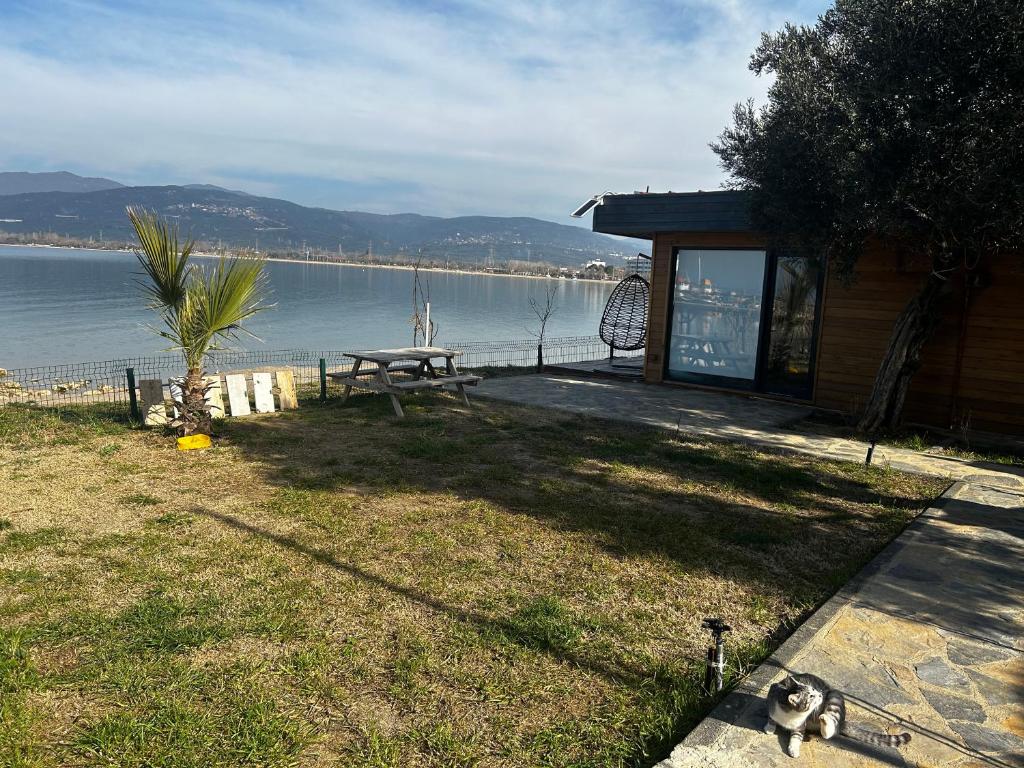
[599,272,649,364]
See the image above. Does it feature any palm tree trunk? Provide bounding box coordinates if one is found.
[181,367,212,436]
[857,272,948,435]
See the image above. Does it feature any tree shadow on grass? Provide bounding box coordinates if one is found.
[217,392,942,601]
[190,501,723,766]
[189,505,691,690]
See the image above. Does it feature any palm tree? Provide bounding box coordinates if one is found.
[128,207,270,436]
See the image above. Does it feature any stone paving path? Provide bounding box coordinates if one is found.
[476,375,1024,767]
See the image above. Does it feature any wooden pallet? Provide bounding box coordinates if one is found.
[137,369,299,426]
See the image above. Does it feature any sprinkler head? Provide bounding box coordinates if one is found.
[701,617,732,637]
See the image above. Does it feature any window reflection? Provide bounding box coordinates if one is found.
[667,249,765,383]
[764,256,820,397]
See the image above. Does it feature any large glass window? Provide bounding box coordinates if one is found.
[667,249,766,384]
[763,256,821,397]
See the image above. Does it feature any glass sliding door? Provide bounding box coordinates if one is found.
[666,249,767,387]
[763,255,822,398]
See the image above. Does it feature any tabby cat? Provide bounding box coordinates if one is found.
[764,673,912,758]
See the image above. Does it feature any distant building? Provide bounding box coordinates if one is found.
[624,255,651,276]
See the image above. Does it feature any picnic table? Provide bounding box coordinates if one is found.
[671,334,749,373]
[327,347,481,418]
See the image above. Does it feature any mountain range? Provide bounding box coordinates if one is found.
[0,172,633,267]
[0,171,124,195]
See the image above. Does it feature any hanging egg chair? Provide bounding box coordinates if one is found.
[599,271,649,363]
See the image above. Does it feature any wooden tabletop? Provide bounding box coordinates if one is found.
[342,347,461,364]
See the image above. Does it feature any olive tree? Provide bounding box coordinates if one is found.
[712,0,1024,433]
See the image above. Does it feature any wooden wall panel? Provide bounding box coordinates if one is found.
[814,245,1024,434]
[224,374,251,417]
[251,372,276,413]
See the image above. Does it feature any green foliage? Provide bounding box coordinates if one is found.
[0,527,66,555]
[714,0,1024,273]
[0,629,38,694]
[0,701,38,768]
[0,403,130,446]
[0,396,946,767]
[51,593,226,661]
[0,629,41,767]
[396,432,470,460]
[71,673,311,768]
[121,493,163,507]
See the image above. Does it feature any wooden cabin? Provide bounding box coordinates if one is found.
[589,190,1024,435]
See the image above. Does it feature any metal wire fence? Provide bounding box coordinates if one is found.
[0,335,640,413]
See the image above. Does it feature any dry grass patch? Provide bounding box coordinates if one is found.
[0,395,945,767]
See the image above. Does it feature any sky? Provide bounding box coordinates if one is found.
[0,0,828,221]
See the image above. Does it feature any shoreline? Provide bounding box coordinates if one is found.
[0,242,618,286]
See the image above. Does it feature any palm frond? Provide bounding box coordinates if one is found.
[187,256,272,366]
[200,256,272,341]
[175,282,211,369]
[128,206,194,309]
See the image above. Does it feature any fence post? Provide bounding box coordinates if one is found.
[319,358,327,402]
[125,367,141,422]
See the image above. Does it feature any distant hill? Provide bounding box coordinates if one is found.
[0,183,633,267]
[0,171,123,196]
[182,183,250,195]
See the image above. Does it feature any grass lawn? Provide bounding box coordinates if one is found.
[0,392,945,767]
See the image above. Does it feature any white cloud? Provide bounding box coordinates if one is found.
[0,0,825,218]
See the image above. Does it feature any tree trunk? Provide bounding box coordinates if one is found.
[857,273,949,435]
[179,367,213,437]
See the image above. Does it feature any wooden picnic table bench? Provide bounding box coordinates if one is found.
[332,347,481,417]
[327,362,420,380]
[389,375,480,391]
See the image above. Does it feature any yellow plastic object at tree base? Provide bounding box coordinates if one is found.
[176,434,212,451]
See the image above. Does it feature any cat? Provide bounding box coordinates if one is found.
[764,673,912,758]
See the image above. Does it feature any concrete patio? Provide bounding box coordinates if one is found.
[477,374,1024,767]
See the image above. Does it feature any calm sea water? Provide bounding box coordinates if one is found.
[0,245,615,369]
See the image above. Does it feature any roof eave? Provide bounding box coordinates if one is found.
[590,190,753,238]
